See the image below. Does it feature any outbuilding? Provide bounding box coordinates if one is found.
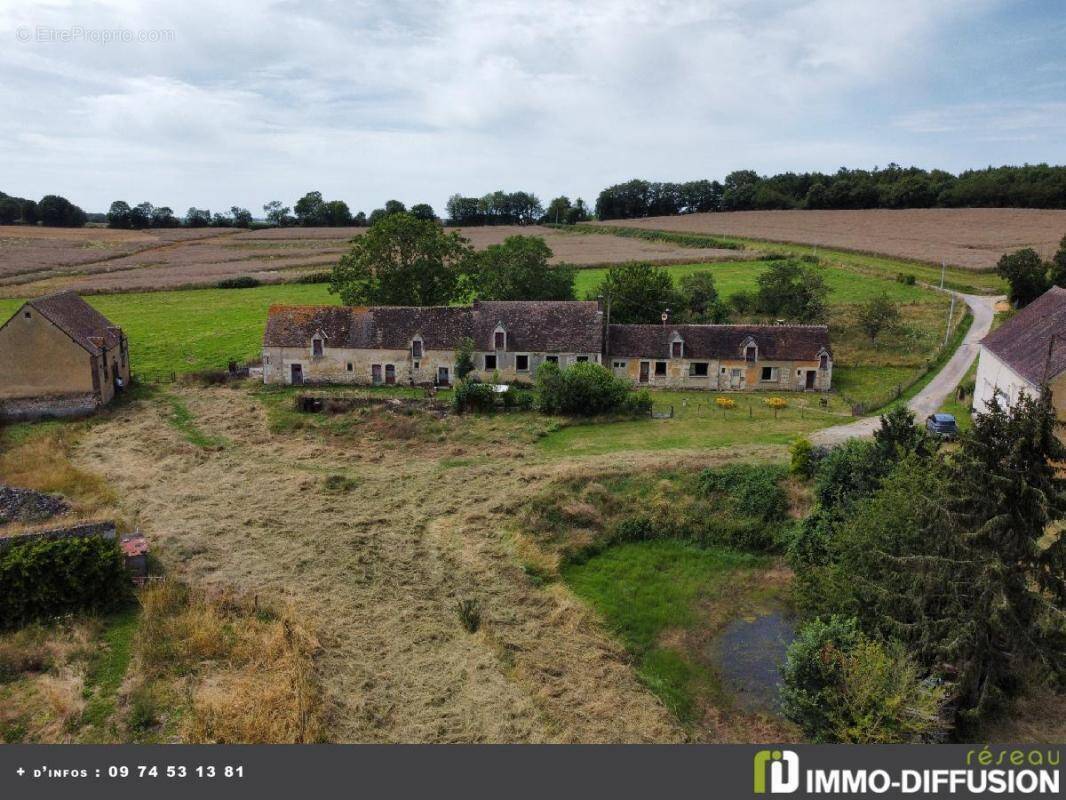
[0,290,130,420]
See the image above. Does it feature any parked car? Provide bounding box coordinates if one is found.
[926,413,959,438]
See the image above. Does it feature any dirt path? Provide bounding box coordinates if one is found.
[812,292,1001,446]
[76,388,754,742]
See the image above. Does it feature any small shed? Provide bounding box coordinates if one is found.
[120,532,150,581]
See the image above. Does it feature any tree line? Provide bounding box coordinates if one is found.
[327,210,833,326]
[595,163,1066,220]
[0,191,87,227]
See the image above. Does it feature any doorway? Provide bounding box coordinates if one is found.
[639,361,650,383]
[290,363,303,385]
[371,364,382,385]
[385,364,396,385]
[805,370,816,390]
[730,368,743,389]
[437,366,450,385]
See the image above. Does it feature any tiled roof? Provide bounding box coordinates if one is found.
[607,323,831,361]
[981,286,1066,385]
[474,301,603,353]
[264,301,604,353]
[20,291,123,356]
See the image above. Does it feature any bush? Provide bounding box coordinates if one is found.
[715,396,736,410]
[790,438,814,478]
[896,273,917,285]
[452,379,495,413]
[534,361,632,416]
[699,464,789,523]
[0,536,132,629]
[780,616,863,741]
[781,616,946,743]
[623,390,653,416]
[293,271,331,284]
[730,290,758,316]
[216,276,261,289]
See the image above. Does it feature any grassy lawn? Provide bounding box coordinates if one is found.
[539,390,851,456]
[563,540,766,722]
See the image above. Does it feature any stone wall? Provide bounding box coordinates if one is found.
[0,392,101,422]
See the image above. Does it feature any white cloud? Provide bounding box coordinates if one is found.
[0,0,1055,214]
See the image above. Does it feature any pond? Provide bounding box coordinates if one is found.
[706,609,795,714]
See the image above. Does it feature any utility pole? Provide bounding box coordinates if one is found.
[940,261,946,290]
[943,294,956,347]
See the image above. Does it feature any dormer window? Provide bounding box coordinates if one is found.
[819,352,829,370]
[670,339,683,359]
[743,337,757,363]
[493,326,506,351]
[411,338,423,359]
[312,336,324,357]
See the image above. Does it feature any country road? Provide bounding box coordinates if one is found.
[811,291,1003,446]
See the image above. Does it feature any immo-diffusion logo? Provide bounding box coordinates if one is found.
[752,747,1061,796]
[754,750,800,794]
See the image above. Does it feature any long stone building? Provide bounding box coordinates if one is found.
[0,291,130,420]
[262,300,832,392]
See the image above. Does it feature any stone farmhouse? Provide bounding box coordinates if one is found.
[262,300,832,392]
[0,291,130,420]
[974,286,1066,416]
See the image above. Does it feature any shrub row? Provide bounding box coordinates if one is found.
[216,276,261,289]
[0,536,132,629]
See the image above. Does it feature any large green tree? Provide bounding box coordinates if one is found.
[997,247,1049,307]
[294,191,326,226]
[37,194,87,227]
[755,260,829,321]
[329,212,474,306]
[856,293,901,343]
[1048,234,1066,288]
[593,262,679,324]
[677,271,728,322]
[470,235,575,301]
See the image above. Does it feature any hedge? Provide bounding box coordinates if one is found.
[0,536,132,628]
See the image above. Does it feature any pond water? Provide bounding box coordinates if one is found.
[706,609,795,714]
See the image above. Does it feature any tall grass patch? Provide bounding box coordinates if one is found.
[133,582,327,743]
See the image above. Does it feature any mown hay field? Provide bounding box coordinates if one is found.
[0,224,745,297]
[595,208,1066,270]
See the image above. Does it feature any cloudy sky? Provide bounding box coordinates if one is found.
[2,0,1065,216]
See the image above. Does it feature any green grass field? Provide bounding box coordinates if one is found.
[573,258,934,304]
[539,390,852,455]
[563,540,765,722]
